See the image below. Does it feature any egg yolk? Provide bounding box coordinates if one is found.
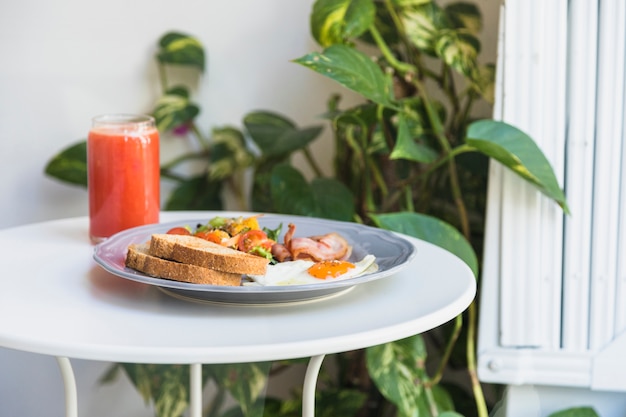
[307,260,355,279]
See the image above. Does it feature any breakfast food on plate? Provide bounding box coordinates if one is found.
[149,233,269,275]
[246,254,377,286]
[125,243,242,286]
[124,215,378,287]
[163,215,276,261]
[271,222,352,262]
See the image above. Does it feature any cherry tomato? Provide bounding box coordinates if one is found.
[166,227,191,235]
[237,230,273,253]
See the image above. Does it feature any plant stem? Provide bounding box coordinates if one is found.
[440,64,462,122]
[383,0,423,71]
[161,150,210,171]
[423,382,439,417]
[427,314,463,387]
[413,79,486,417]
[414,80,470,238]
[160,169,187,183]
[227,176,248,211]
[404,185,414,212]
[190,122,212,151]
[423,144,476,177]
[467,301,488,417]
[368,25,415,75]
[302,147,324,177]
[369,153,389,198]
[454,92,476,136]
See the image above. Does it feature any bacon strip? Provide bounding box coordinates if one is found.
[271,243,292,262]
[271,223,352,262]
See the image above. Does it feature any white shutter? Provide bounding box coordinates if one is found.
[478,0,626,390]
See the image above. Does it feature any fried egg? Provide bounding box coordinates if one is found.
[247,255,377,286]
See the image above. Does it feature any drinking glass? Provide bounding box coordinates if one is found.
[88,114,160,243]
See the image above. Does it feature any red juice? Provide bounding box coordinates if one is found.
[88,114,160,243]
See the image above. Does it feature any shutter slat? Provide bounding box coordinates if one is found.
[498,0,566,348]
[588,0,626,350]
[561,0,599,352]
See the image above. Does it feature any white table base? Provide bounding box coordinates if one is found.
[56,357,78,417]
[56,355,327,417]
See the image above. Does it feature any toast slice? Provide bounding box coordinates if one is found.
[149,234,269,275]
[125,242,242,286]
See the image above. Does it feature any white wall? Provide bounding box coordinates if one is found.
[0,0,355,230]
[0,0,499,416]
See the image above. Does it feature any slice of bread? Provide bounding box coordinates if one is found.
[125,242,242,286]
[149,234,269,275]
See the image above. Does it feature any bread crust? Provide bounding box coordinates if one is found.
[126,242,242,286]
[149,234,269,275]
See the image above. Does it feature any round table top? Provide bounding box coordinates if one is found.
[0,211,475,364]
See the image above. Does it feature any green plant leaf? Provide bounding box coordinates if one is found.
[245,109,295,130]
[205,362,271,417]
[120,364,189,417]
[357,1,401,47]
[220,397,288,417]
[268,164,355,221]
[293,44,396,107]
[391,0,433,5]
[548,407,600,417]
[439,412,465,417]
[119,364,154,403]
[157,32,205,71]
[466,120,569,213]
[366,335,427,416]
[397,1,449,55]
[209,127,255,181]
[428,385,457,414]
[445,2,482,34]
[473,63,495,103]
[244,111,323,157]
[390,113,438,163]
[434,29,480,79]
[44,140,88,187]
[311,0,376,47]
[333,102,379,127]
[315,388,368,417]
[310,177,356,221]
[370,211,478,277]
[251,156,289,213]
[164,175,223,211]
[98,363,122,385]
[154,365,189,417]
[270,164,318,216]
[152,86,200,132]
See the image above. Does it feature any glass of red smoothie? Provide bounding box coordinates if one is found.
[88,114,160,243]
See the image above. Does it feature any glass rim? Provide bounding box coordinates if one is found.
[92,114,155,129]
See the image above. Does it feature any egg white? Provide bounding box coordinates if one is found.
[246,255,378,286]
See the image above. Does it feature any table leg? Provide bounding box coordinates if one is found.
[55,357,78,417]
[302,354,325,417]
[189,363,202,417]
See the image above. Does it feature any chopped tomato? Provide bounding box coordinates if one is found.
[166,226,191,235]
[237,229,274,254]
[195,229,229,245]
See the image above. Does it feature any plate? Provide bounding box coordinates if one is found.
[93,214,417,305]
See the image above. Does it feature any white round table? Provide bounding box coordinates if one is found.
[0,211,476,417]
